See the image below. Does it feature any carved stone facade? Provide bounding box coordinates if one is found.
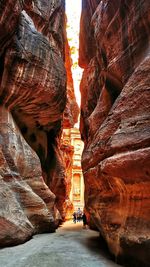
[62,128,84,212]
[70,128,84,211]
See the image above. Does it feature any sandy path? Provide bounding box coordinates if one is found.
[0,221,122,267]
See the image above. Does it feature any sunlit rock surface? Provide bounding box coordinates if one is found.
[79,0,150,266]
[0,0,68,245]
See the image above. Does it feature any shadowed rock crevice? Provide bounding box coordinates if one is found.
[0,52,5,88]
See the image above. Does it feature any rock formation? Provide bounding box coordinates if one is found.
[0,0,78,246]
[61,138,74,220]
[61,40,79,219]
[0,107,56,246]
[79,0,150,266]
[64,40,79,128]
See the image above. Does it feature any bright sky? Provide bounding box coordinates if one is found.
[65,0,83,107]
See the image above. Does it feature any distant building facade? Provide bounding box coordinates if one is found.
[62,128,84,211]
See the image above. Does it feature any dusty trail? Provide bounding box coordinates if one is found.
[0,221,122,267]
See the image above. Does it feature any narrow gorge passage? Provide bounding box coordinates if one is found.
[0,1,150,267]
[0,222,122,267]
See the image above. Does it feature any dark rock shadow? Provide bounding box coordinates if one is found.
[79,233,117,262]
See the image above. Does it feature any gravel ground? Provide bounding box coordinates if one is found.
[0,221,122,267]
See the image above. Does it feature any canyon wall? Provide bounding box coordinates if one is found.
[79,0,150,266]
[61,135,74,220]
[61,40,79,219]
[0,0,77,246]
[0,106,57,246]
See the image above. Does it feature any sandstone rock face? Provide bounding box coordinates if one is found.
[45,39,79,220]
[0,107,56,246]
[79,0,100,68]
[0,0,22,57]
[0,0,68,245]
[61,40,79,219]
[64,40,79,128]
[61,142,74,219]
[79,0,150,265]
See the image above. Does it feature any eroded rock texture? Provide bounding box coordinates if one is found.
[64,40,79,128]
[0,0,69,246]
[61,41,79,219]
[61,140,74,219]
[0,107,56,246]
[79,0,150,266]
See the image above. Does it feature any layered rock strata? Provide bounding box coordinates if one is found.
[64,40,79,128]
[0,0,73,246]
[61,140,74,220]
[0,107,56,246]
[79,0,150,266]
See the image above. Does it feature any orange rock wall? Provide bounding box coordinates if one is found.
[61,142,74,220]
[61,40,79,219]
[64,40,79,128]
[0,0,77,246]
[0,107,56,246]
[79,1,150,266]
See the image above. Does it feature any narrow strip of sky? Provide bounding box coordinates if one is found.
[65,0,83,107]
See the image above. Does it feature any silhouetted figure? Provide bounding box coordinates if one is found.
[77,208,82,222]
[73,212,77,223]
[82,213,87,229]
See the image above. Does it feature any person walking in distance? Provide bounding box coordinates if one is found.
[73,211,77,224]
[82,212,87,229]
